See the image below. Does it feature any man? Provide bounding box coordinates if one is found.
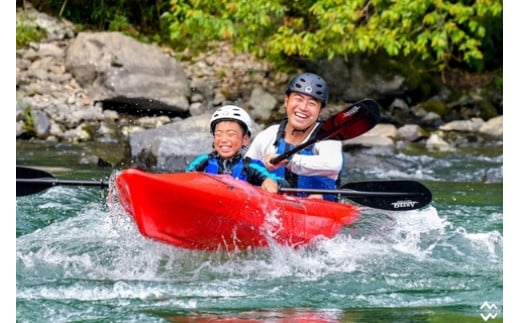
[245,72,343,201]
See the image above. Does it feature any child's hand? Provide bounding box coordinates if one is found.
[261,178,279,193]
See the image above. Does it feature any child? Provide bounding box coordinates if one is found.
[186,105,286,193]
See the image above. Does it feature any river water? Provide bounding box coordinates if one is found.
[15,141,504,322]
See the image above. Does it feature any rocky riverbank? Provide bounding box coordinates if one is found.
[16,6,503,171]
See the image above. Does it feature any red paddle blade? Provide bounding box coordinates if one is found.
[316,98,381,141]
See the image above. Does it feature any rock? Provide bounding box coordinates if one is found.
[397,124,428,142]
[65,32,190,109]
[248,86,278,120]
[426,133,455,152]
[478,115,503,138]
[440,118,485,132]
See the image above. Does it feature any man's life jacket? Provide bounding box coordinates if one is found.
[272,119,341,201]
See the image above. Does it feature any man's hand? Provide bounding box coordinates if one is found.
[263,154,288,171]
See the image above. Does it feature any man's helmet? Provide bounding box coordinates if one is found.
[286,72,329,107]
[210,105,253,137]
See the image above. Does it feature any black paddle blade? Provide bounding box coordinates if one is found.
[16,166,56,197]
[341,180,432,211]
[16,166,110,196]
[316,98,381,141]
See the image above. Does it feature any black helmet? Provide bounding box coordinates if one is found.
[286,72,329,107]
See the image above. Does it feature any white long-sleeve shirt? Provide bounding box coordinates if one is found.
[245,124,344,181]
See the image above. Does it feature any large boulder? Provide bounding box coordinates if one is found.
[65,32,190,112]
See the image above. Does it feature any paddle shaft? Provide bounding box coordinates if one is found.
[280,187,422,197]
[17,178,109,188]
[270,134,320,165]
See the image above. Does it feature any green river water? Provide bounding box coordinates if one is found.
[15,141,505,322]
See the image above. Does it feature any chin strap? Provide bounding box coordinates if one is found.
[291,126,311,135]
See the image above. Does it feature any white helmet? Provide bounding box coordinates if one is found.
[210,105,253,137]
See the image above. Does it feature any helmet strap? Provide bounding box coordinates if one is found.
[291,127,311,135]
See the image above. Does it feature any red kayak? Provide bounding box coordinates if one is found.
[114,169,359,251]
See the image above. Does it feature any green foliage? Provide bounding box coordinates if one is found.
[420,98,447,115]
[477,99,499,120]
[25,0,168,39]
[162,0,284,55]
[161,0,502,73]
[22,106,35,134]
[16,23,46,49]
[21,0,502,74]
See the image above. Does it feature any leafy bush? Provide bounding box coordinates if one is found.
[162,0,502,73]
[19,0,502,74]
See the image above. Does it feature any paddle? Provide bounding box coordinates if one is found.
[16,166,109,197]
[17,166,432,211]
[270,98,381,165]
[280,180,432,211]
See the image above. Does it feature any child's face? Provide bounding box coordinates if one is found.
[213,121,250,159]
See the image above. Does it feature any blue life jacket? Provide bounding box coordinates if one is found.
[273,119,340,201]
[186,153,248,180]
[205,156,248,180]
